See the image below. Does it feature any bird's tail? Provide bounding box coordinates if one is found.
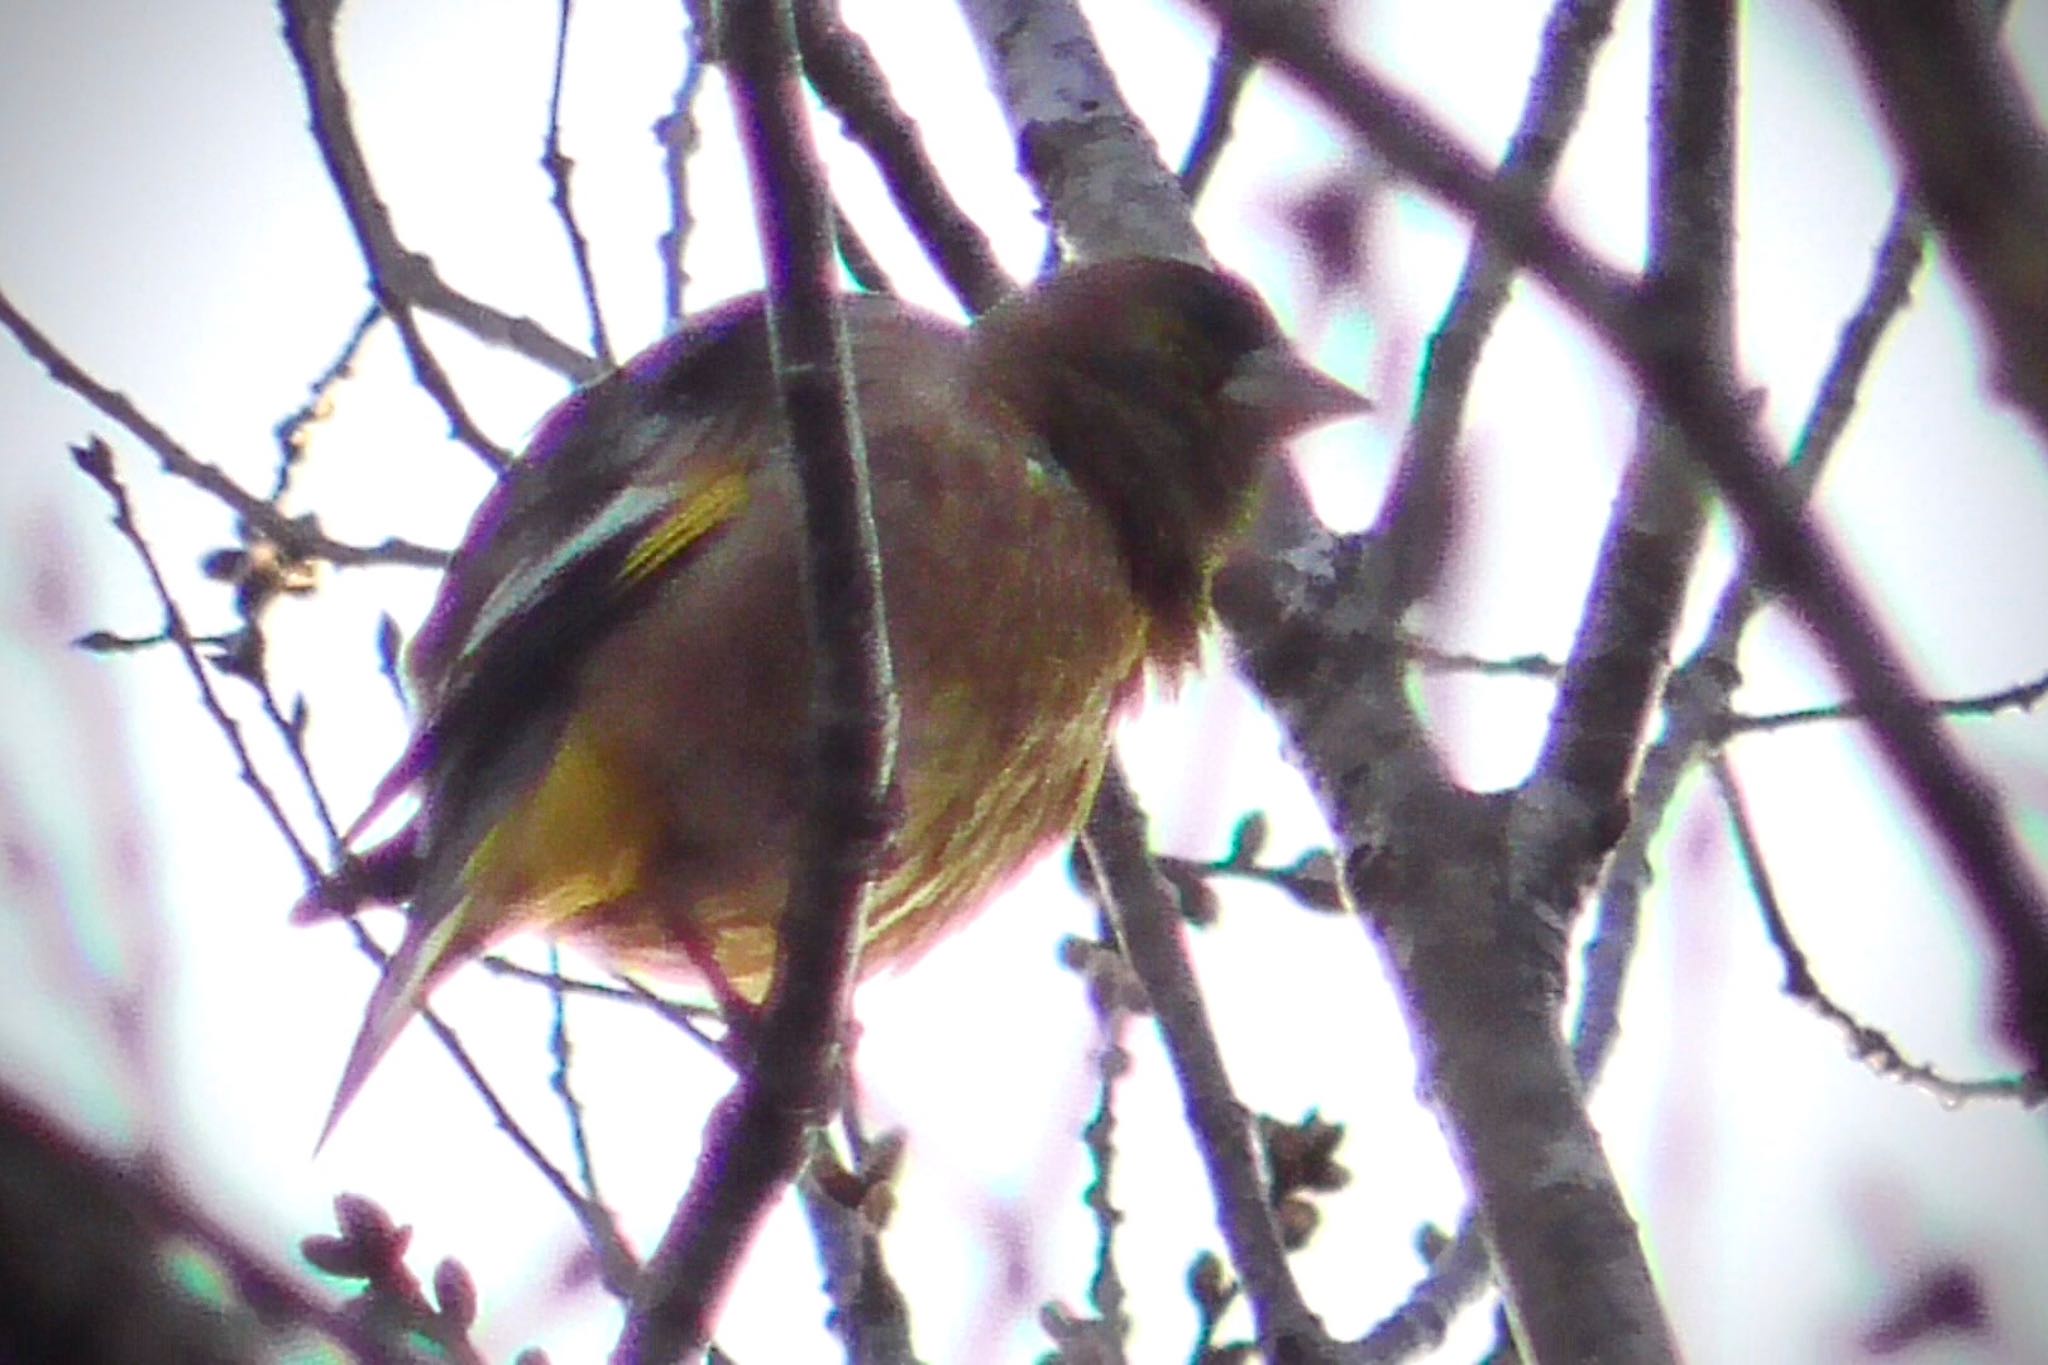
[316,894,478,1150]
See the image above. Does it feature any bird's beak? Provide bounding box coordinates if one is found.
[1224,341,1372,435]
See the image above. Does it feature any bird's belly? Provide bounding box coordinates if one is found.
[542,437,1149,995]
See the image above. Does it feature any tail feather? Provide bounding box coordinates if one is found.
[316,902,474,1150]
[343,730,437,846]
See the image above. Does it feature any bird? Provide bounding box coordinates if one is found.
[297,257,1367,1138]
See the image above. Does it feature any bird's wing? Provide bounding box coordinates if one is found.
[315,452,758,1144]
[316,304,784,1142]
[342,298,779,847]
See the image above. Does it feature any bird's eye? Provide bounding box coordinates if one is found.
[1173,274,1278,370]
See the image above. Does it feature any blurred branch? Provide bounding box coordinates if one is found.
[1,288,447,570]
[1375,0,1623,606]
[797,0,1013,313]
[1729,668,2048,736]
[300,1194,493,1364]
[1520,0,1732,936]
[1713,757,2047,1107]
[1206,0,2048,1083]
[619,0,895,1354]
[0,1085,384,1361]
[1823,0,2048,448]
[543,0,615,366]
[1177,36,1253,203]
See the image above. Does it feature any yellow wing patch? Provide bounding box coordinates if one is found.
[462,717,663,928]
[619,465,750,586]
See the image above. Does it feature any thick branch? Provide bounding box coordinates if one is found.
[957,0,1204,265]
[615,0,895,1357]
[1522,0,1733,903]
[1824,0,2048,446]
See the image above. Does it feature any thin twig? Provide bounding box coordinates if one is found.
[543,0,615,365]
[1080,973,1132,1349]
[474,956,723,1024]
[2,288,445,571]
[72,440,642,1292]
[246,640,346,856]
[341,918,641,1296]
[1574,189,1935,1085]
[279,0,512,470]
[657,23,709,327]
[1404,640,1564,680]
[72,441,324,884]
[833,199,896,295]
[1729,669,2048,736]
[1712,757,2046,1107]
[272,300,383,502]
[609,972,735,1058]
[1082,767,1332,1362]
[547,942,609,1211]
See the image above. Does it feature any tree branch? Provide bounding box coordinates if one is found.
[797,0,1012,314]
[1823,0,2048,448]
[278,0,602,478]
[1206,0,2048,1082]
[1,287,446,571]
[1573,186,1933,1085]
[1083,769,1330,1360]
[542,0,615,366]
[1376,0,1624,606]
[616,0,896,1355]
[958,0,1204,265]
[1520,0,1732,920]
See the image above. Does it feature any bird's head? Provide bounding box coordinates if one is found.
[971,258,1366,661]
